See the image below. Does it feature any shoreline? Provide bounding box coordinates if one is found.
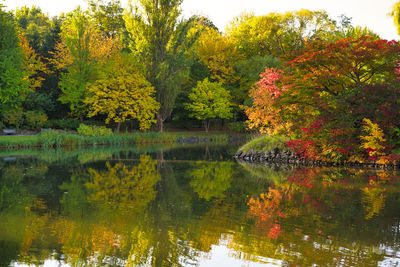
[0,131,245,149]
[234,148,400,170]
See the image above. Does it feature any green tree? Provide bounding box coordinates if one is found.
[124,0,195,132]
[14,6,52,55]
[87,0,126,38]
[185,78,233,132]
[85,53,159,131]
[0,8,29,113]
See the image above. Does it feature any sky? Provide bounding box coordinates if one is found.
[3,0,400,40]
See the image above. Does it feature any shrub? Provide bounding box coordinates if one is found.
[25,111,48,130]
[3,108,24,129]
[239,135,289,153]
[77,123,113,137]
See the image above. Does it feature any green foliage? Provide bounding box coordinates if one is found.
[226,10,337,58]
[189,162,234,201]
[239,135,289,153]
[2,108,24,129]
[124,0,196,131]
[186,78,233,132]
[14,6,52,54]
[24,110,47,130]
[0,9,29,111]
[227,121,248,133]
[77,123,113,137]
[87,0,125,38]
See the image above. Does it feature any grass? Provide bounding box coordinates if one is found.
[238,135,289,153]
[0,130,233,149]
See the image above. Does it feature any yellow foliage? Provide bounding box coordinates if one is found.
[85,54,159,130]
[19,33,47,91]
[360,118,387,161]
[361,187,386,220]
[196,28,242,84]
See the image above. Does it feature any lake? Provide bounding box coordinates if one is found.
[1,144,400,266]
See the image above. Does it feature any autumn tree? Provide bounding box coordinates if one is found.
[185,78,233,132]
[246,36,400,161]
[124,0,195,132]
[196,27,242,84]
[85,53,159,131]
[52,7,118,120]
[226,10,337,58]
[243,68,289,134]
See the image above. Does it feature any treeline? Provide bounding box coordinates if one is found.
[0,0,382,133]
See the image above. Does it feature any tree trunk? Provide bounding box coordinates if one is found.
[204,120,210,133]
[117,121,121,133]
[157,112,164,133]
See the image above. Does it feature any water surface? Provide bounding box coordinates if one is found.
[1,144,400,266]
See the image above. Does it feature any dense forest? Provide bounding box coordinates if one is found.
[1,0,400,162]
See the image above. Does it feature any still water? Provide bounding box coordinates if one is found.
[1,144,400,266]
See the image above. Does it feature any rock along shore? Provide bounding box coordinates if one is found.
[234,147,400,170]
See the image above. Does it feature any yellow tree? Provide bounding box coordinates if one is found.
[196,28,242,84]
[85,53,159,131]
[19,33,47,92]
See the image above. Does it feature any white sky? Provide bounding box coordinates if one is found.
[3,0,400,40]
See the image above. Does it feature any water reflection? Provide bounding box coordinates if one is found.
[0,145,400,266]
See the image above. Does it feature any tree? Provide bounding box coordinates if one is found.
[196,27,241,84]
[0,8,29,112]
[226,10,338,58]
[245,36,400,161]
[185,78,233,132]
[243,68,289,134]
[124,0,195,132]
[14,6,52,55]
[85,53,159,131]
[87,0,126,38]
[51,7,118,120]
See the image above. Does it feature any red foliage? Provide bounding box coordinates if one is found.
[286,140,316,159]
[287,169,313,188]
[267,223,281,239]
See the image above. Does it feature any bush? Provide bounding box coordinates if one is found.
[239,135,289,153]
[77,124,113,136]
[25,111,48,130]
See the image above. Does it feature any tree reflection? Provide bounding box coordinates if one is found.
[188,161,234,201]
[86,155,161,212]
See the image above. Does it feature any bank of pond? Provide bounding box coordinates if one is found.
[1,143,400,266]
[0,129,242,149]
